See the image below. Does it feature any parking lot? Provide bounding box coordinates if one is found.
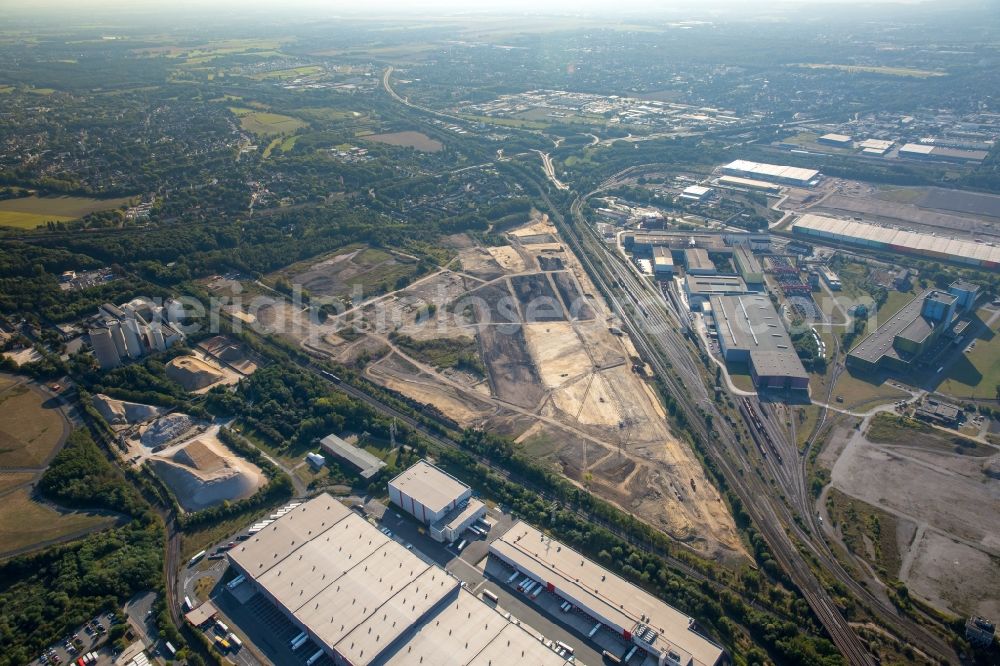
[31,611,115,666]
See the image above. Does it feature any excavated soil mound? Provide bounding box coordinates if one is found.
[91,394,163,426]
[166,356,224,391]
[149,437,263,512]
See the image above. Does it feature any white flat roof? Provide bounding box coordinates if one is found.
[441,498,486,532]
[899,142,935,155]
[859,138,893,150]
[722,159,818,183]
[683,185,712,196]
[382,589,571,666]
[793,213,1000,265]
[820,133,852,142]
[389,460,470,514]
[491,521,724,666]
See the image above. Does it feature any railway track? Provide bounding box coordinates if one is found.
[546,184,877,665]
[545,166,959,664]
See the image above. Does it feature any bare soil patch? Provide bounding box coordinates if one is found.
[510,274,566,322]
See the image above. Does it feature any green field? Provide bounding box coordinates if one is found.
[867,412,993,456]
[939,318,1000,400]
[0,382,66,468]
[825,488,903,579]
[297,107,363,123]
[0,194,134,229]
[230,106,307,136]
[0,487,116,557]
[254,65,323,80]
[365,131,443,152]
[796,63,946,78]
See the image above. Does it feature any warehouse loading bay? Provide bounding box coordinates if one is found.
[183,500,627,666]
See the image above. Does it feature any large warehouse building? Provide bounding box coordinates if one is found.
[720,160,820,187]
[489,521,725,666]
[847,282,977,373]
[388,460,486,543]
[227,494,574,666]
[791,214,1000,269]
[710,294,810,392]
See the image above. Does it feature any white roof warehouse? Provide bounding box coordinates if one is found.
[489,521,725,666]
[227,494,574,666]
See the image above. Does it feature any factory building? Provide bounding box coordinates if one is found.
[652,246,675,277]
[858,139,893,156]
[679,185,713,202]
[489,521,725,666]
[818,266,841,290]
[710,294,810,392]
[388,460,486,543]
[733,246,763,285]
[227,495,573,666]
[624,230,770,255]
[319,433,386,480]
[791,214,1000,269]
[716,175,782,194]
[847,282,977,373]
[899,143,988,163]
[88,297,184,370]
[818,133,852,147]
[720,160,820,187]
[683,248,716,275]
[684,275,750,310]
[89,326,122,370]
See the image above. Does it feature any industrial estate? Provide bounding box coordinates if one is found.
[0,4,998,666]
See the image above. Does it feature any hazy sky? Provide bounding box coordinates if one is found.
[1,0,944,12]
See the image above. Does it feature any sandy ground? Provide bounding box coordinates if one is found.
[831,423,1000,617]
[367,357,495,427]
[832,438,1000,552]
[509,215,557,238]
[91,394,163,428]
[487,246,527,273]
[147,425,265,512]
[522,322,592,388]
[905,530,1000,620]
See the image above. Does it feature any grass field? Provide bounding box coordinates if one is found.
[820,371,908,411]
[365,131,442,152]
[0,471,35,495]
[296,107,363,123]
[940,319,1000,400]
[867,413,993,456]
[0,487,115,557]
[253,65,323,80]
[0,383,66,468]
[796,63,946,78]
[0,194,134,229]
[229,107,307,137]
[825,487,903,579]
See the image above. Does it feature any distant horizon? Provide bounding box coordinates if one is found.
[1,0,983,18]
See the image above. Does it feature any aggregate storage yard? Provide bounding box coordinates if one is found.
[236,215,744,560]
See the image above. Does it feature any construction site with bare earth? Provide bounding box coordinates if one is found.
[234,213,743,561]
